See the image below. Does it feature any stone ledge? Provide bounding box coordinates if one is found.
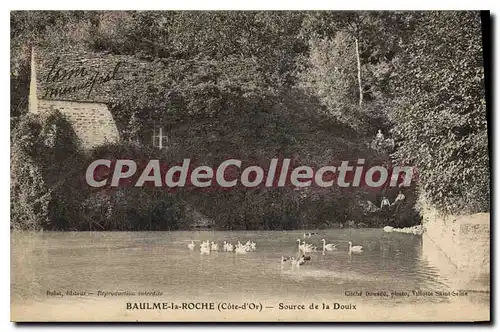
[422,206,490,291]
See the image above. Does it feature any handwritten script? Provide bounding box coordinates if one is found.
[43,57,124,99]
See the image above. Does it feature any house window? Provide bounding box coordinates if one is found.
[152,126,169,149]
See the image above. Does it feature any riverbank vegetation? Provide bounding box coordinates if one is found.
[10,11,488,230]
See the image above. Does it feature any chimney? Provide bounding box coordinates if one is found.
[28,47,38,114]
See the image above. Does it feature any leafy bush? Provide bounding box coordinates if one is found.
[11,109,82,230]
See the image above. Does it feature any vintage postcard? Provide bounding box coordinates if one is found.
[10,10,490,322]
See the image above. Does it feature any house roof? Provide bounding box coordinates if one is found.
[32,47,166,105]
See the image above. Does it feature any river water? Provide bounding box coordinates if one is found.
[11,229,489,321]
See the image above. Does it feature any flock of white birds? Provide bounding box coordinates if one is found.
[187,232,363,267]
[187,239,257,255]
[280,236,363,267]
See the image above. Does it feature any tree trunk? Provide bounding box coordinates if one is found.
[354,37,363,106]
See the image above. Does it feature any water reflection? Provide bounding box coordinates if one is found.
[11,229,487,307]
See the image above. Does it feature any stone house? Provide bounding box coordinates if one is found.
[28,47,171,150]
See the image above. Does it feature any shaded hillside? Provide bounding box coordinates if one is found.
[11,11,487,230]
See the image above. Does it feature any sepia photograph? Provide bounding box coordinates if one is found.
[9,10,490,322]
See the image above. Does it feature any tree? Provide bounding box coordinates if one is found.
[390,12,488,214]
[298,12,406,130]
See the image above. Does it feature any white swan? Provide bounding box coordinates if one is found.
[200,241,211,255]
[297,239,305,252]
[300,241,316,253]
[234,241,250,254]
[235,245,247,254]
[226,242,234,252]
[200,245,210,255]
[210,242,219,251]
[321,239,337,251]
[295,254,307,267]
[188,240,195,251]
[348,241,363,253]
[383,226,394,233]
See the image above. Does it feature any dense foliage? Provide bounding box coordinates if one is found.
[11,115,186,231]
[11,109,83,230]
[10,11,489,230]
[389,12,489,214]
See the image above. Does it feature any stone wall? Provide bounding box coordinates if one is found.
[38,100,119,150]
[421,203,490,290]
